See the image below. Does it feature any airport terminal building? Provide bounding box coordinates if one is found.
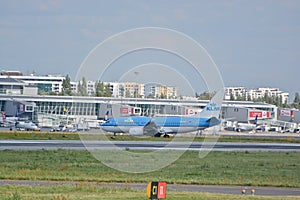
[0,93,281,128]
[0,73,298,130]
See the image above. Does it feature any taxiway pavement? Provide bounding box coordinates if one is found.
[0,180,299,196]
[0,140,300,151]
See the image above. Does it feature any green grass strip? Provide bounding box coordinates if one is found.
[0,150,299,187]
[0,131,299,143]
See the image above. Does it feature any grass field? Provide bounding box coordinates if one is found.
[1,132,299,199]
[0,131,299,143]
[0,150,299,187]
[1,184,297,200]
[0,131,81,140]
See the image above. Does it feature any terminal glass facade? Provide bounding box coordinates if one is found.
[36,83,52,93]
[35,101,98,116]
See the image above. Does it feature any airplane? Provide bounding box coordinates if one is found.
[0,111,40,131]
[0,111,18,127]
[50,123,68,132]
[235,115,258,132]
[100,89,224,137]
[15,121,40,131]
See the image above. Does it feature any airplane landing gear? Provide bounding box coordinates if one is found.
[196,130,202,136]
[154,132,162,137]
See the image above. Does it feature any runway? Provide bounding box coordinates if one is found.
[0,180,299,196]
[0,140,300,151]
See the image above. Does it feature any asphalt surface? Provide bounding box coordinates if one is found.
[0,140,300,151]
[0,180,299,196]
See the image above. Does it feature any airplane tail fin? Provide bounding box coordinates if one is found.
[104,111,109,121]
[1,112,6,123]
[1,111,6,123]
[200,88,224,118]
[253,115,258,125]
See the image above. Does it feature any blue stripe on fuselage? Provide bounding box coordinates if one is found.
[101,116,220,128]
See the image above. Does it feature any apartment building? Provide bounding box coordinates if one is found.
[225,87,289,103]
[110,82,145,98]
[0,73,65,93]
[149,85,177,99]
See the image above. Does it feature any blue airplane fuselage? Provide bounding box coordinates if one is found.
[101,115,220,134]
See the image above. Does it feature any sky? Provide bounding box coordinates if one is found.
[0,0,299,99]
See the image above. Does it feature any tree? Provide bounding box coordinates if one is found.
[293,92,300,109]
[62,75,72,96]
[275,96,282,108]
[125,89,131,98]
[230,93,235,101]
[197,91,215,100]
[283,98,290,108]
[77,81,81,96]
[78,77,88,96]
[104,83,112,97]
[95,81,105,97]
[147,93,155,99]
[160,93,166,99]
[263,93,270,103]
[236,95,246,101]
[279,96,283,107]
[246,94,252,101]
[95,82,112,97]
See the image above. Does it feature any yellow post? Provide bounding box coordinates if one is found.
[146,182,152,199]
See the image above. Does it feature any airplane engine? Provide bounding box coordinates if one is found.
[129,127,144,136]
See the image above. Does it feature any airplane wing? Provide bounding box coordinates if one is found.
[143,117,158,136]
[206,117,220,124]
[159,127,173,134]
